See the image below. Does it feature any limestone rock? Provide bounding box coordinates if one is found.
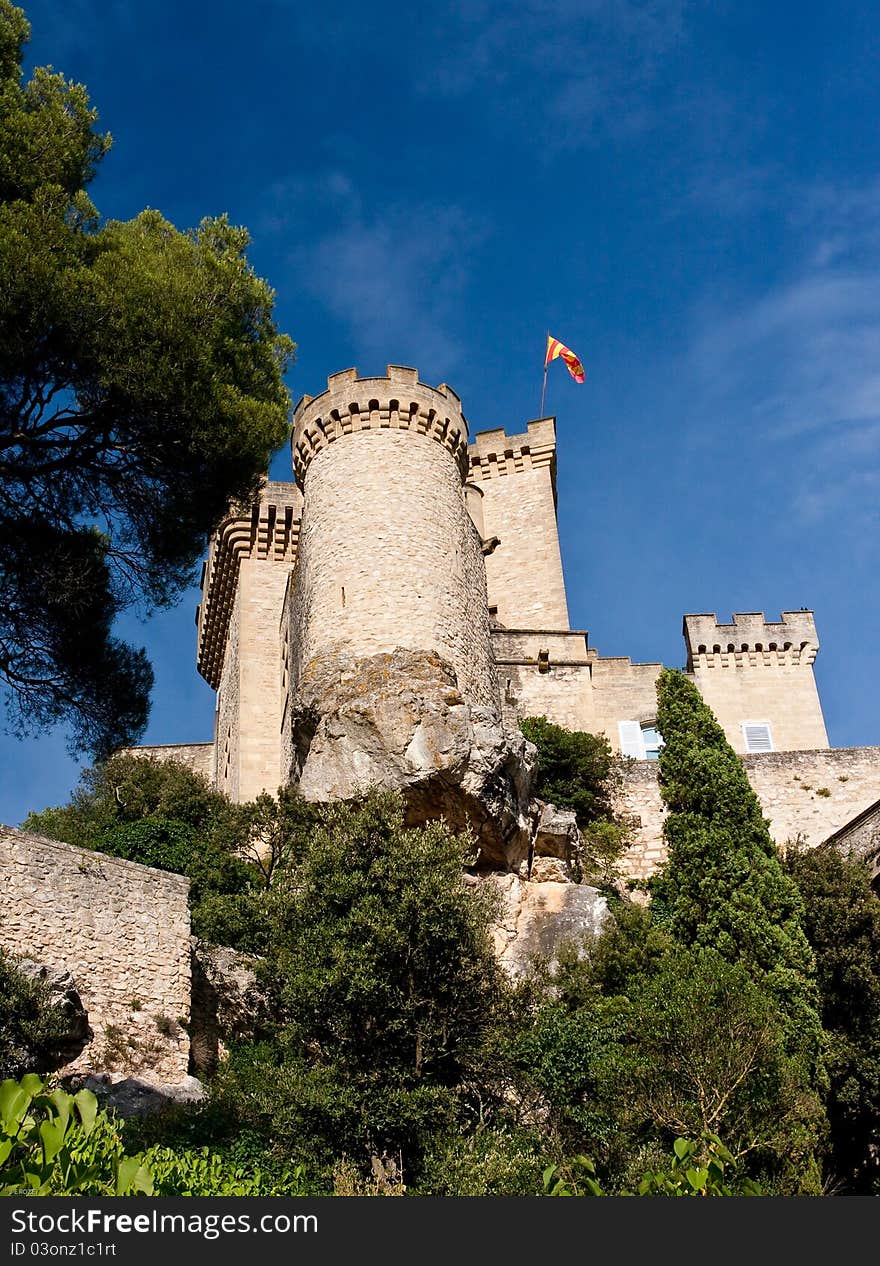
[16,960,92,1067]
[487,873,608,977]
[81,1072,205,1118]
[289,648,536,867]
[533,801,580,861]
[189,939,263,1075]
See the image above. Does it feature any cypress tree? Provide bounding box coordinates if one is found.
[650,669,822,1051]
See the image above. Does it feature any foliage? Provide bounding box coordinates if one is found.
[209,792,517,1178]
[508,924,822,1191]
[619,948,823,1179]
[0,951,71,1080]
[519,715,629,875]
[0,0,293,755]
[0,1074,152,1195]
[25,752,245,851]
[143,1145,307,1196]
[544,1135,763,1196]
[649,670,822,1052]
[519,715,615,827]
[785,845,880,1192]
[416,1127,544,1196]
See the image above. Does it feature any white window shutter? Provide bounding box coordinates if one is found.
[618,720,645,759]
[742,722,773,753]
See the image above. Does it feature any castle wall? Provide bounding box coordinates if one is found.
[689,661,828,753]
[123,744,215,781]
[235,557,291,799]
[684,612,828,753]
[615,746,880,880]
[469,420,569,631]
[215,586,241,801]
[492,629,593,731]
[0,826,191,1081]
[591,658,664,751]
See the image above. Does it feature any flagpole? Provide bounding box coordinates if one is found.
[539,329,549,417]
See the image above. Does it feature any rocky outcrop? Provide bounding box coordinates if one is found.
[189,940,263,1075]
[483,873,609,977]
[80,1072,205,1118]
[289,648,536,868]
[16,960,92,1068]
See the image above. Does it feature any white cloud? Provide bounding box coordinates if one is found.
[682,180,880,538]
[261,169,484,375]
[417,0,687,147]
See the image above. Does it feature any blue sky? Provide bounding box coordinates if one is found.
[3,0,880,823]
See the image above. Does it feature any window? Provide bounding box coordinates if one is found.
[619,721,665,760]
[742,721,774,753]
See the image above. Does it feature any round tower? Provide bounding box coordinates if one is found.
[289,364,499,715]
[283,365,533,867]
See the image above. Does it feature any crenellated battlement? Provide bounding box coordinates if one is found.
[467,417,558,483]
[683,611,820,669]
[291,365,469,483]
[196,481,301,689]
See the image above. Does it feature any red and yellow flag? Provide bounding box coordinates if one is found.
[545,334,585,383]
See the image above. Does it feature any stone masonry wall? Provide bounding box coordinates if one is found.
[591,658,664,751]
[493,629,593,731]
[615,746,880,880]
[288,427,500,715]
[470,421,570,631]
[215,586,241,801]
[0,826,191,1081]
[124,743,215,782]
[237,557,293,800]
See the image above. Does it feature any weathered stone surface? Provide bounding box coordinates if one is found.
[0,825,191,1082]
[533,801,579,861]
[487,873,608,977]
[289,648,536,868]
[81,1073,205,1119]
[190,939,262,1075]
[16,960,92,1067]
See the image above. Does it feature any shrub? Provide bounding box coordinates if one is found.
[0,951,71,1080]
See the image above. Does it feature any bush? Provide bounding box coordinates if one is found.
[0,951,71,1079]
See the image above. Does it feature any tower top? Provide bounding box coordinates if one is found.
[292,365,469,483]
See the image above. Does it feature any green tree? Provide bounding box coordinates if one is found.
[212,792,516,1176]
[649,670,821,1046]
[785,845,880,1192]
[0,1,293,756]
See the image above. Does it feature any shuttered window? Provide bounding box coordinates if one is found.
[619,720,646,759]
[742,722,774,753]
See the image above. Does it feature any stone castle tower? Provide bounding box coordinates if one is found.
[143,364,880,878]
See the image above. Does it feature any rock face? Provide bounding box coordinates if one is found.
[16,960,92,1068]
[487,873,609,977]
[189,939,263,1076]
[81,1073,205,1118]
[289,647,536,868]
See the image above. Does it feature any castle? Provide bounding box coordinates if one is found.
[3,362,880,1091]
[133,364,880,879]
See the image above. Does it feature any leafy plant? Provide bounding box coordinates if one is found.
[0,1074,152,1195]
[543,1135,763,1196]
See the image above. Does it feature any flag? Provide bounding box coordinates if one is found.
[545,334,585,383]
